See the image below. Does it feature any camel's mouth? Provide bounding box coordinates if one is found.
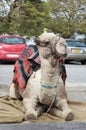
[51,50,67,59]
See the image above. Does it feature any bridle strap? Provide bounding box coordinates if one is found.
[36,36,67,58]
[51,37,67,59]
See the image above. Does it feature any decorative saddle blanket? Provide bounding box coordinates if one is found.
[13,45,41,89]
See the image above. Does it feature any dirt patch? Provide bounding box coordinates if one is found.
[0,84,86,123]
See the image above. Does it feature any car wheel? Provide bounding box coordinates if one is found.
[81,60,86,65]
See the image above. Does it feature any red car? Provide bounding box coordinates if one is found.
[0,35,26,62]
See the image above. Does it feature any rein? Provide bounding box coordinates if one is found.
[41,57,64,115]
[43,62,62,116]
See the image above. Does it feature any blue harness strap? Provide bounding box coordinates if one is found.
[41,84,57,89]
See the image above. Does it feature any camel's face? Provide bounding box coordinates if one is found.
[52,36,68,57]
[35,33,68,58]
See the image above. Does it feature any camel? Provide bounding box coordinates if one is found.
[9,32,74,121]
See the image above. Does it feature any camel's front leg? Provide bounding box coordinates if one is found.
[55,99,74,121]
[23,97,38,120]
[9,83,17,99]
[49,107,63,119]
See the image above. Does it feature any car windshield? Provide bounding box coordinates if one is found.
[67,41,86,47]
[0,37,25,44]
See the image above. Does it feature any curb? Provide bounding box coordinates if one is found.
[66,82,86,90]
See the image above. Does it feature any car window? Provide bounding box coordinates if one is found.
[67,41,86,47]
[0,37,25,44]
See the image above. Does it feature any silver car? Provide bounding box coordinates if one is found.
[65,39,86,65]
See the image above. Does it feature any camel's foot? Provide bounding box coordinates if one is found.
[49,107,74,121]
[56,99,74,121]
[63,111,74,121]
[26,114,37,120]
[25,111,37,120]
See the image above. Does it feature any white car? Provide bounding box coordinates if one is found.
[66,39,86,65]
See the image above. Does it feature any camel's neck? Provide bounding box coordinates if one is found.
[39,47,60,86]
[41,60,60,86]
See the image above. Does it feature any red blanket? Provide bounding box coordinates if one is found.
[13,45,40,89]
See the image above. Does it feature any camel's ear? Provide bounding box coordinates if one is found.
[56,32,65,37]
[56,33,61,40]
[34,38,40,45]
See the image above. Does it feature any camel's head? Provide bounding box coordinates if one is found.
[35,32,68,58]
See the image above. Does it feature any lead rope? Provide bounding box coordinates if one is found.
[43,68,61,116]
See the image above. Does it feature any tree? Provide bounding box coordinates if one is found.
[0,0,15,34]
[47,0,86,37]
[0,0,51,37]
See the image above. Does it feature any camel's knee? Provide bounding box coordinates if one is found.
[9,83,17,99]
[55,99,74,121]
[49,107,74,121]
[63,110,74,121]
[23,98,38,120]
[9,83,23,100]
[24,104,45,120]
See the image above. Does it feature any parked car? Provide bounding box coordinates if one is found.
[0,35,26,62]
[65,39,86,64]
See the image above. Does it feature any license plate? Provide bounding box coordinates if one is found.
[72,49,81,53]
[7,54,19,58]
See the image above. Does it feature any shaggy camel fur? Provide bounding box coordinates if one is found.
[9,33,74,121]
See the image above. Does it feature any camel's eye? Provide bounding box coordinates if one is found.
[59,43,63,46]
[60,43,66,48]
